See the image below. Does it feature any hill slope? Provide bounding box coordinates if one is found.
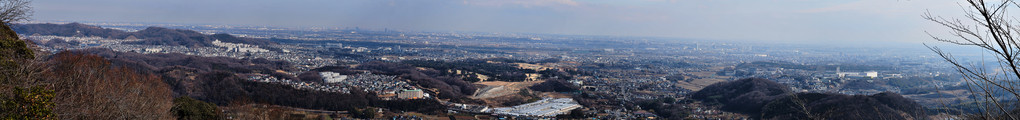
[760,92,926,120]
[690,78,792,114]
[691,78,926,119]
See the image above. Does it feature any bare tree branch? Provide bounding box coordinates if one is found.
[0,0,31,24]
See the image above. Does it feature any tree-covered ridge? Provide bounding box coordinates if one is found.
[690,78,925,119]
[761,92,925,120]
[13,23,277,47]
[690,78,792,115]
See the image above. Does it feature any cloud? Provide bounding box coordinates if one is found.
[641,0,680,3]
[798,0,958,16]
[798,0,902,15]
[461,0,580,8]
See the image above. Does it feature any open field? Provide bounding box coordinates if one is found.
[676,71,731,91]
[471,81,543,99]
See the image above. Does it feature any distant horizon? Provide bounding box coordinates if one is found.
[31,0,967,48]
[23,20,945,50]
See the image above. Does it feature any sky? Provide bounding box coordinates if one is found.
[31,0,968,47]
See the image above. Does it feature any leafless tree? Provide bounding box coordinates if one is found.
[925,0,1020,119]
[0,0,29,24]
[45,52,175,120]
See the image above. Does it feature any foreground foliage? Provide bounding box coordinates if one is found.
[172,96,222,120]
[1,86,54,120]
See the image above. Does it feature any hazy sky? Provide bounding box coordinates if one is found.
[32,0,967,46]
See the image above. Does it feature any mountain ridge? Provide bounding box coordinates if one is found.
[12,23,276,47]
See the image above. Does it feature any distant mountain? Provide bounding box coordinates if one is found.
[12,23,128,37]
[12,23,276,47]
[691,78,925,120]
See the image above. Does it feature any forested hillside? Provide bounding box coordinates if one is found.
[691,78,925,119]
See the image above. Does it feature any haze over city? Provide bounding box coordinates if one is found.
[33,0,965,47]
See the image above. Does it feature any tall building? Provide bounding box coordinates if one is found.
[397,89,424,99]
[320,72,347,83]
[837,70,878,78]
